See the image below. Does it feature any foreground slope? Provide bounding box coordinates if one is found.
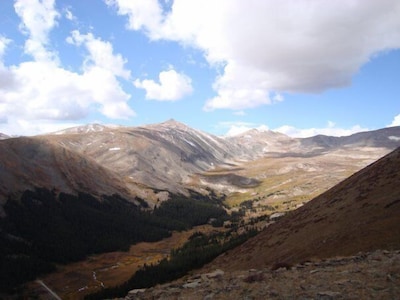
[209,146,400,270]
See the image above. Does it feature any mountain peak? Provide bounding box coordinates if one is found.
[149,119,192,131]
[162,119,186,126]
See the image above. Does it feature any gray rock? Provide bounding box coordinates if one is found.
[183,279,202,289]
[128,288,146,295]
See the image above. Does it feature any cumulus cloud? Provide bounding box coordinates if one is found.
[0,1,135,135]
[107,0,400,110]
[225,124,270,137]
[274,123,368,138]
[388,114,400,127]
[14,0,60,61]
[64,7,76,21]
[67,30,131,79]
[220,120,367,138]
[134,69,193,101]
[218,121,269,137]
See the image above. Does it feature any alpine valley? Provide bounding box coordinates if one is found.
[1,120,400,299]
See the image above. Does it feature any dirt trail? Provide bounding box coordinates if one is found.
[36,280,62,300]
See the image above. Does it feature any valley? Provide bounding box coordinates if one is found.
[0,121,400,299]
[198,146,390,213]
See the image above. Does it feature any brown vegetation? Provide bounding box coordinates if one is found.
[207,147,400,271]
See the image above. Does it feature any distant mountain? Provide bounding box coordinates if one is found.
[300,126,400,151]
[227,126,400,156]
[208,146,400,270]
[225,128,298,157]
[1,122,400,206]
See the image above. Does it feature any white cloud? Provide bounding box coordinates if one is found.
[218,121,269,137]
[0,119,82,137]
[225,126,254,137]
[67,30,131,79]
[107,0,400,110]
[274,124,368,138]
[134,69,193,101]
[0,36,10,57]
[0,2,135,136]
[388,114,400,127]
[64,7,76,21]
[14,0,59,44]
[220,120,367,138]
[14,0,60,62]
[204,62,273,111]
[105,0,164,36]
[225,124,270,137]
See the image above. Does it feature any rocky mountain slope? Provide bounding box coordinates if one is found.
[45,120,245,195]
[1,121,400,211]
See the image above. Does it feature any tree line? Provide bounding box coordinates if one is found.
[0,187,228,293]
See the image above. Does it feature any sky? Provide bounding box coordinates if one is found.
[0,0,399,137]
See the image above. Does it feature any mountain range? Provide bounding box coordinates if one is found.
[1,120,400,210]
[1,120,400,296]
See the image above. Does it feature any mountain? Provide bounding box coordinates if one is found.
[227,126,400,156]
[299,126,400,152]
[2,122,400,209]
[2,121,400,296]
[0,125,235,292]
[44,120,246,194]
[225,128,298,157]
[208,146,400,271]
[0,136,143,217]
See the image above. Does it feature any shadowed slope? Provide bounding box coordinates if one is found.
[209,147,400,270]
[0,136,140,215]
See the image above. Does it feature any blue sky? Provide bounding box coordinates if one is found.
[0,0,399,137]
